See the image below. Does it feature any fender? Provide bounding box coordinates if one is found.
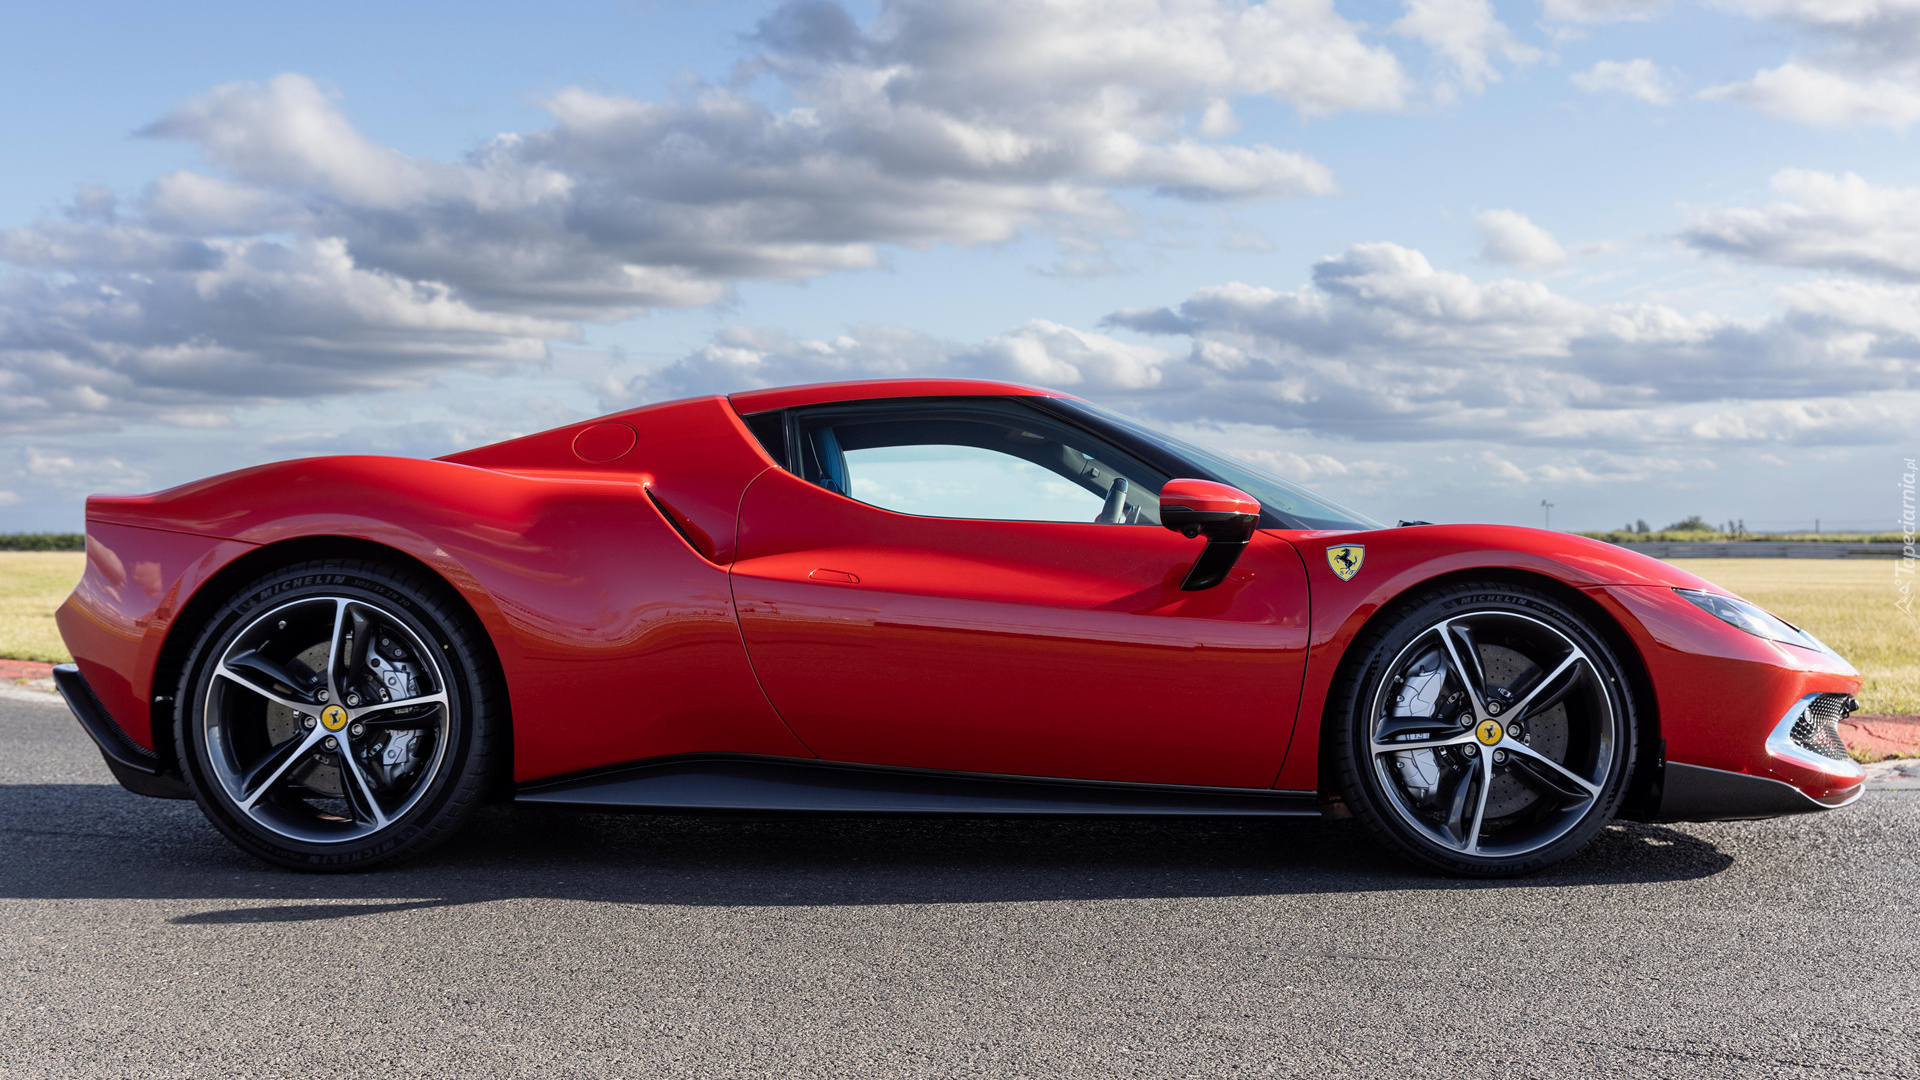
[57,397,808,783]
[1271,524,1726,792]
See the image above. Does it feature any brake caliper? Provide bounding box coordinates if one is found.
[360,644,427,788]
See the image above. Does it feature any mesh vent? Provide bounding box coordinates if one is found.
[1790,694,1853,761]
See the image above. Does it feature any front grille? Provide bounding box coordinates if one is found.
[1790,694,1853,761]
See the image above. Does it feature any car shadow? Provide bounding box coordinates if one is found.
[0,782,1734,922]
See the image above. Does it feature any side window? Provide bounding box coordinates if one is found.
[789,401,1168,524]
[741,410,786,464]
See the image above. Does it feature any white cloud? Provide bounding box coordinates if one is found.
[134,0,1399,313]
[631,319,1171,405]
[611,242,1920,462]
[1571,58,1675,104]
[0,219,217,273]
[0,237,567,430]
[1096,241,1920,443]
[1713,0,1920,33]
[1467,448,1687,485]
[841,0,1417,117]
[1540,0,1668,22]
[1231,446,1408,488]
[11,1,1560,430]
[1681,170,1920,280]
[1703,0,1920,127]
[1199,99,1240,137]
[142,170,312,236]
[21,448,148,493]
[1701,61,1920,127]
[140,75,455,211]
[1474,209,1570,268]
[1392,0,1542,97]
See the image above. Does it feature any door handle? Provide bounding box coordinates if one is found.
[808,568,860,584]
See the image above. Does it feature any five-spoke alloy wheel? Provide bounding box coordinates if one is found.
[1330,581,1638,876]
[176,560,500,870]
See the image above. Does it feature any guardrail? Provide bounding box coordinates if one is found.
[1602,541,1910,559]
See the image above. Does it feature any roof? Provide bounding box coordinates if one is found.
[727,378,1060,414]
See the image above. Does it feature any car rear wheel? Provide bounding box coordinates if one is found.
[1328,581,1638,877]
[174,559,501,870]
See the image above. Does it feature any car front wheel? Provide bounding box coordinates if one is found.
[1329,581,1639,877]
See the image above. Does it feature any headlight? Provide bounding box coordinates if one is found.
[1674,588,1843,660]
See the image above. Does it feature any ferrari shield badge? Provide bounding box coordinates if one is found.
[1327,544,1365,582]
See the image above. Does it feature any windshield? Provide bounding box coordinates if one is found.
[1052,400,1384,532]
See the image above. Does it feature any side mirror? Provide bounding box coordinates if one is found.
[1159,479,1260,591]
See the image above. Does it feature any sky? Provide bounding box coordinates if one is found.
[2,0,1917,533]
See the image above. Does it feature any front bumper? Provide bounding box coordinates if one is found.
[1591,586,1865,822]
[1653,692,1864,820]
[52,663,190,800]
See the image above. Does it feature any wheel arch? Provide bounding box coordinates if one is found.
[148,535,513,793]
[1315,565,1662,817]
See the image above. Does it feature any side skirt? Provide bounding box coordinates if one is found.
[517,755,1321,817]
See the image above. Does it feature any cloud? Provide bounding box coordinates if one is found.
[1392,0,1541,97]
[10,1,1558,431]
[140,75,452,211]
[1703,0,1920,127]
[602,241,1920,463]
[824,0,1416,117]
[19,447,149,494]
[1702,61,1920,127]
[0,236,567,430]
[1231,446,1408,488]
[59,2,1405,315]
[629,319,1171,406]
[1096,241,1920,444]
[1571,58,1675,104]
[1680,170,1920,280]
[1540,0,1668,22]
[1474,209,1570,268]
[1467,447,1688,485]
[1713,0,1920,40]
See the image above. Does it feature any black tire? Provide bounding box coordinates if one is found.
[173,558,502,871]
[1328,580,1638,877]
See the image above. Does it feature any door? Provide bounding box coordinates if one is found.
[729,398,1311,789]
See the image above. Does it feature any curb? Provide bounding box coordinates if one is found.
[1842,714,1920,763]
[0,659,59,700]
[0,659,56,680]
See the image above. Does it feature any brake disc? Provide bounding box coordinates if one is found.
[1480,644,1570,820]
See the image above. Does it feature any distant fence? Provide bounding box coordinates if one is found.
[1607,541,1910,559]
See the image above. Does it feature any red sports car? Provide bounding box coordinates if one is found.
[53,379,1865,875]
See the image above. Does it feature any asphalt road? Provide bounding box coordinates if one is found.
[2,687,1916,1080]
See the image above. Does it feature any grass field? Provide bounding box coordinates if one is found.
[3,551,1915,711]
[0,552,84,664]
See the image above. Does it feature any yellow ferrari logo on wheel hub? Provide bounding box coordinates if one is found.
[1327,544,1365,581]
[1477,719,1503,746]
[320,704,349,732]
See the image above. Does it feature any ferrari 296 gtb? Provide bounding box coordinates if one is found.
[52,379,1865,875]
